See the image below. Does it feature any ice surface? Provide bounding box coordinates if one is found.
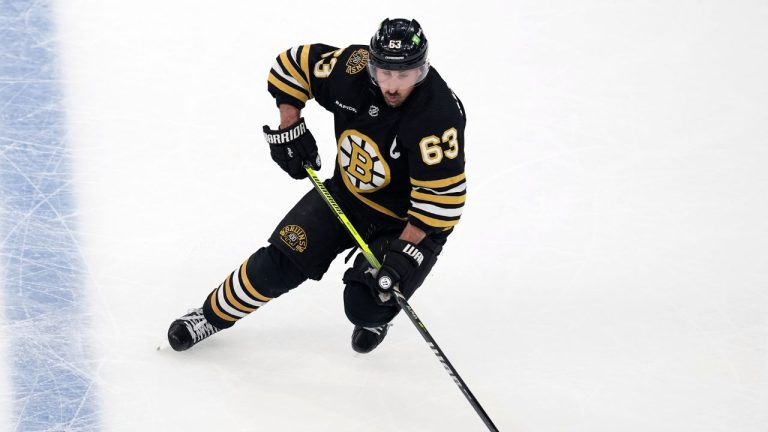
[1,0,767,431]
[1,0,98,430]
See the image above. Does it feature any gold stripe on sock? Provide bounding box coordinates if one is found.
[210,289,238,322]
[224,273,258,313]
[239,260,272,302]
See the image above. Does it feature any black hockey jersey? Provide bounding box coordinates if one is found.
[267,44,466,233]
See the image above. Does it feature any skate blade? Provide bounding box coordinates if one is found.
[156,339,171,351]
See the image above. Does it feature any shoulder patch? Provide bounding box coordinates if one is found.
[345,49,369,75]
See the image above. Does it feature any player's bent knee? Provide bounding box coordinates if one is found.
[244,245,307,298]
[342,253,397,326]
[343,281,397,327]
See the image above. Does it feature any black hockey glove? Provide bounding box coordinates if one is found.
[370,239,425,306]
[262,117,321,180]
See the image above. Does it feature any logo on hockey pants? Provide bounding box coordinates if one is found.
[402,244,424,266]
[279,225,308,253]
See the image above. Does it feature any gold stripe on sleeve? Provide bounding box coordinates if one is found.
[240,260,272,302]
[268,72,309,103]
[279,51,311,92]
[407,210,460,228]
[410,173,466,189]
[300,45,312,97]
[410,190,466,205]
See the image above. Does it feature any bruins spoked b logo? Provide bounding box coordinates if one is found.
[338,130,390,193]
[279,224,308,253]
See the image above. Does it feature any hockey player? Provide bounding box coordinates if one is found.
[167,18,467,354]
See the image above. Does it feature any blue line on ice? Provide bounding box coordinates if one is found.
[1,1,98,430]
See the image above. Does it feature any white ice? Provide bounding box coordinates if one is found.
[2,0,767,430]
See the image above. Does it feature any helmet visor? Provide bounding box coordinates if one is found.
[367,62,429,88]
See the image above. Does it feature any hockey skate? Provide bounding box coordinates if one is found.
[351,324,391,354]
[167,308,222,351]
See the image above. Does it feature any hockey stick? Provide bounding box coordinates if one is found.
[304,166,500,432]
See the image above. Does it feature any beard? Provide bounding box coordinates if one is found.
[383,91,404,107]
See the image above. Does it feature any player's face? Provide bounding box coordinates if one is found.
[375,68,422,107]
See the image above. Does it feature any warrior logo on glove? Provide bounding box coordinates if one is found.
[263,121,307,144]
[401,243,424,265]
[369,239,427,305]
[263,118,321,180]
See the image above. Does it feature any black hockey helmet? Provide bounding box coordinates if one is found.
[368,18,430,86]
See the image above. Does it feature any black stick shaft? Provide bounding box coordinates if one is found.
[394,293,500,432]
[304,166,499,431]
